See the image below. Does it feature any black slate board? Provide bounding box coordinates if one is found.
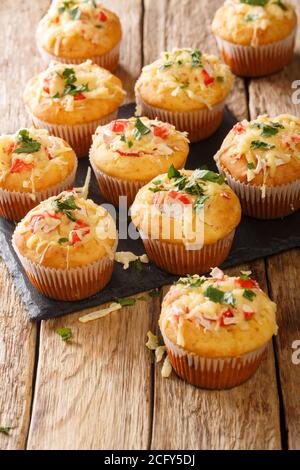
[1,103,300,320]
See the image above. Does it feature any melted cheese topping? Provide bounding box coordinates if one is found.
[37,0,121,54]
[212,0,296,46]
[131,169,241,246]
[28,60,125,113]
[160,269,277,356]
[135,48,234,111]
[14,190,117,265]
[215,114,300,193]
[0,128,76,193]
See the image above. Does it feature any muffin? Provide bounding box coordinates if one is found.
[0,128,77,222]
[36,0,122,71]
[12,190,117,301]
[24,60,125,158]
[214,114,300,219]
[135,48,234,142]
[90,117,190,206]
[160,268,278,389]
[131,168,241,275]
[212,0,297,77]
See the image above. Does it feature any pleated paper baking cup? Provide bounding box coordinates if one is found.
[135,92,224,143]
[12,242,114,301]
[214,28,296,77]
[162,332,268,389]
[37,42,121,72]
[29,111,118,158]
[0,164,77,222]
[91,163,148,207]
[217,163,300,219]
[140,229,235,275]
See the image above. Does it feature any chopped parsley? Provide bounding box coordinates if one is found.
[13,130,41,155]
[133,118,151,140]
[159,61,174,71]
[240,274,251,280]
[149,289,160,297]
[134,258,143,275]
[192,169,224,185]
[240,0,268,6]
[176,275,206,288]
[58,237,69,245]
[52,194,79,222]
[204,285,236,306]
[56,327,73,342]
[191,49,202,68]
[54,67,89,98]
[180,80,190,89]
[273,0,287,10]
[120,135,133,148]
[243,289,257,301]
[252,121,284,138]
[245,13,259,22]
[168,164,181,179]
[216,76,224,82]
[116,297,136,306]
[247,162,255,169]
[0,427,11,436]
[58,1,81,20]
[250,140,275,150]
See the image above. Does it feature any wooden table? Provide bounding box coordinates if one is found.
[0,0,300,451]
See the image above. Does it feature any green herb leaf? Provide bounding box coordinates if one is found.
[273,0,287,11]
[58,237,69,245]
[240,274,251,280]
[52,92,61,99]
[191,49,202,68]
[243,289,257,301]
[250,140,275,150]
[204,285,236,306]
[116,297,136,306]
[120,135,133,148]
[176,275,206,289]
[159,61,174,71]
[133,118,151,140]
[52,194,79,221]
[69,6,81,20]
[167,164,181,179]
[216,76,224,82]
[134,258,143,275]
[56,327,73,342]
[240,0,268,6]
[149,289,160,298]
[192,169,225,185]
[13,130,41,155]
[247,162,255,169]
[252,122,284,138]
[0,427,11,436]
[244,13,259,22]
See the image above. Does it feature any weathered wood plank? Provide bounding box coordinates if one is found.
[144,0,281,450]
[0,0,47,450]
[249,0,300,449]
[26,0,156,450]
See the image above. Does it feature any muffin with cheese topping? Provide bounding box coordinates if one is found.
[36,0,122,71]
[12,190,117,301]
[24,60,125,157]
[214,114,300,218]
[135,48,234,142]
[0,128,77,221]
[131,168,241,275]
[160,268,277,389]
[90,117,190,206]
[212,0,297,77]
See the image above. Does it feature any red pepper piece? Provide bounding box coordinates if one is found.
[99,11,108,22]
[70,231,81,245]
[244,310,255,320]
[220,309,234,327]
[233,122,246,135]
[153,124,169,139]
[168,190,190,204]
[201,69,215,86]
[74,92,86,100]
[110,120,128,133]
[236,278,258,289]
[10,159,34,173]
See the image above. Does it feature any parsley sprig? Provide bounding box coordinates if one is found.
[58,1,81,20]
[240,0,268,6]
[133,118,151,140]
[252,121,284,138]
[204,285,236,307]
[250,140,275,150]
[54,68,89,99]
[13,130,41,155]
[176,275,206,288]
[52,194,80,222]
[191,49,202,68]
[56,327,73,342]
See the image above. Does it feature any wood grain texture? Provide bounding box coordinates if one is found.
[27,295,159,450]
[0,0,48,450]
[145,0,280,450]
[248,0,300,449]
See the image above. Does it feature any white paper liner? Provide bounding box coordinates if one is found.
[140,229,235,275]
[0,163,77,222]
[37,42,121,71]
[135,92,225,143]
[28,110,118,158]
[216,163,300,219]
[162,331,268,389]
[12,239,114,301]
[214,28,296,77]
[91,162,148,207]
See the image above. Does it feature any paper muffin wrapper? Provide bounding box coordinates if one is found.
[214,28,296,77]
[162,332,268,389]
[0,164,77,222]
[29,111,118,158]
[216,163,300,219]
[12,239,114,301]
[37,42,121,72]
[91,163,148,207]
[140,229,235,275]
[135,92,224,143]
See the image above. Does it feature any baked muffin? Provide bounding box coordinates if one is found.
[160,268,277,389]
[24,60,125,158]
[212,0,297,77]
[131,168,241,275]
[135,48,234,142]
[214,114,300,219]
[0,128,77,222]
[12,190,117,301]
[90,117,190,206]
[36,0,122,71]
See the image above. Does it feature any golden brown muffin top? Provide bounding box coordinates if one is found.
[160,268,277,357]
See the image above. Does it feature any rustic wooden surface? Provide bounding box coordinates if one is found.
[0,0,299,450]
